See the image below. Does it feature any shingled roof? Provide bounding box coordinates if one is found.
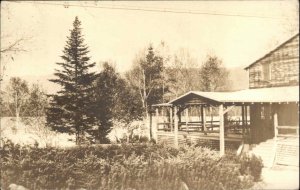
[168,86,299,105]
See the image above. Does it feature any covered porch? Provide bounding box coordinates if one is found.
[151,86,299,156]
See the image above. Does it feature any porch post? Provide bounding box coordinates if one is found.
[169,107,173,132]
[272,111,278,167]
[174,106,179,148]
[149,108,153,141]
[273,112,278,139]
[155,108,159,130]
[185,107,189,131]
[201,106,206,132]
[224,106,228,135]
[211,117,213,130]
[245,106,248,135]
[241,105,245,137]
[219,104,225,156]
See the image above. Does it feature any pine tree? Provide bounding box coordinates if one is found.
[46,17,97,144]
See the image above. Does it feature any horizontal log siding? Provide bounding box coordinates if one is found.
[249,35,299,88]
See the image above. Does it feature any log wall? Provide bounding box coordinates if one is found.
[248,35,299,88]
[157,132,242,150]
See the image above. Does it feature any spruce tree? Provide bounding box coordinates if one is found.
[46,17,97,144]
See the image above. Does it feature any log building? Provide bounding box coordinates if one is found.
[152,33,299,167]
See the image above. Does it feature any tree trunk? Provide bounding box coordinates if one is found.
[76,132,79,145]
[15,93,20,128]
[146,110,151,140]
[15,111,20,128]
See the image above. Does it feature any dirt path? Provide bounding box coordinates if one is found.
[252,165,299,190]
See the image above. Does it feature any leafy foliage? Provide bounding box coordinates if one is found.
[92,63,142,143]
[1,141,262,190]
[239,153,264,181]
[222,151,263,182]
[46,17,97,144]
[26,84,48,117]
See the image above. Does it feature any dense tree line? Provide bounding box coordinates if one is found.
[2,17,230,144]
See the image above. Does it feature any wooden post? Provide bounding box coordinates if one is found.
[241,105,245,137]
[274,112,278,139]
[245,106,248,135]
[185,107,189,132]
[150,109,153,140]
[169,107,173,132]
[219,104,225,156]
[174,106,179,148]
[156,108,159,130]
[272,111,278,167]
[224,107,228,136]
[200,106,203,131]
[201,106,206,131]
[210,106,213,130]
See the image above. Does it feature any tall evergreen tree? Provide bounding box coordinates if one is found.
[46,17,97,144]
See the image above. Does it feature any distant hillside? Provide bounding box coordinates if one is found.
[227,66,249,91]
[2,66,249,95]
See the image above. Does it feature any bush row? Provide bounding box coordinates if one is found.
[1,140,262,190]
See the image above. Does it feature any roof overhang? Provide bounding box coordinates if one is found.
[152,103,172,107]
[155,86,299,106]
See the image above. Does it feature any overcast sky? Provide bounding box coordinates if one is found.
[1,1,299,80]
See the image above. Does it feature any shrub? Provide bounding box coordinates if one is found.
[239,153,263,181]
[0,140,259,190]
[222,151,263,182]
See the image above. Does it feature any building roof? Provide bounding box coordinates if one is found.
[244,33,299,70]
[152,103,172,107]
[168,86,299,105]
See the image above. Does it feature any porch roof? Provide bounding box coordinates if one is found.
[152,103,172,107]
[168,86,299,105]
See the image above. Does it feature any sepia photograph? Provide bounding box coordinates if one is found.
[0,1,299,189]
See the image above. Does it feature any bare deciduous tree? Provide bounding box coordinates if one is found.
[167,48,200,98]
[0,36,28,54]
[126,45,164,119]
[0,3,32,81]
[4,77,30,127]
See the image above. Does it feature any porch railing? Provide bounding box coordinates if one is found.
[157,119,250,135]
[277,125,299,136]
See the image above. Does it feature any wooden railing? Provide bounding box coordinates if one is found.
[157,120,250,135]
[277,125,299,136]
